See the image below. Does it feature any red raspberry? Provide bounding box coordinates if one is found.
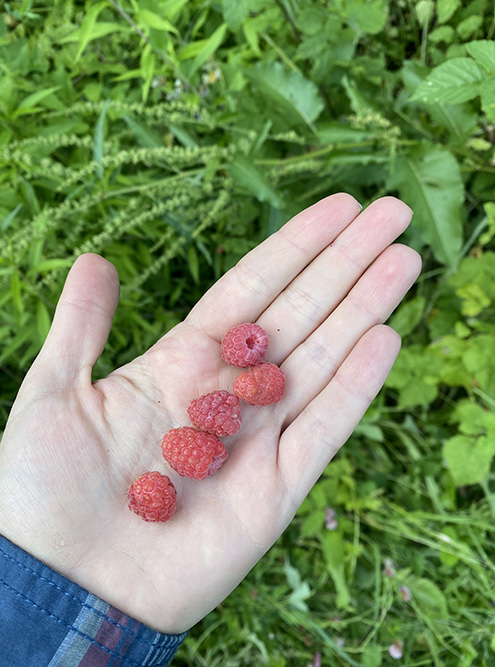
[161,427,228,479]
[127,471,177,523]
[233,362,285,406]
[221,322,269,368]
[188,390,241,437]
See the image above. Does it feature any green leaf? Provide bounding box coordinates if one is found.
[437,0,460,23]
[0,326,32,364]
[27,259,73,277]
[179,23,227,74]
[456,15,482,41]
[136,9,178,33]
[187,246,200,285]
[415,0,434,28]
[168,123,198,148]
[466,40,495,72]
[410,578,449,619]
[15,86,60,116]
[388,296,426,337]
[462,334,495,396]
[222,0,249,31]
[73,3,110,61]
[429,25,455,43]
[388,143,463,269]
[60,22,128,44]
[385,345,443,408]
[321,532,350,608]
[412,58,485,104]
[443,434,495,486]
[481,76,495,121]
[2,203,22,231]
[36,300,51,343]
[345,0,388,34]
[11,270,23,313]
[283,556,311,612]
[228,154,284,208]
[161,0,190,21]
[140,43,156,103]
[245,61,324,129]
[362,645,383,667]
[93,98,111,179]
[123,114,163,148]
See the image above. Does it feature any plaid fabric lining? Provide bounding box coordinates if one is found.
[0,535,187,666]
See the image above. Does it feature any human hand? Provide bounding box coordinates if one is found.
[0,194,420,634]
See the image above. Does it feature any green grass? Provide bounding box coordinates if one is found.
[1,0,495,664]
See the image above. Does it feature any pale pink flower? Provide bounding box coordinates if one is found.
[325,507,338,530]
[399,585,411,601]
[389,640,403,659]
[383,558,396,577]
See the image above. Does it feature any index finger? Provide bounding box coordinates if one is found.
[186,193,362,339]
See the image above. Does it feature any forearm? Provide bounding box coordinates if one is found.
[0,534,187,666]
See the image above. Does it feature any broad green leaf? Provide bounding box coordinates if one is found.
[161,0,190,21]
[27,259,73,278]
[73,3,111,61]
[2,204,22,231]
[385,345,443,408]
[466,40,495,72]
[388,143,463,269]
[168,123,198,148]
[179,23,227,73]
[456,15,482,41]
[93,98,111,179]
[345,0,388,34]
[124,114,163,148]
[462,334,495,396]
[429,25,454,43]
[15,86,60,116]
[410,578,449,618]
[140,43,156,103]
[388,296,426,337]
[136,9,178,34]
[443,434,495,485]
[481,76,495,121]
[317,123,374,144]
[112,69,142,82]
[412,58,485,104]
[242,16,262,57]
[245,61,324,129]
[321,532,350,608]
[222,0,249,31]
[426,102,478,144]
[437,0,460,23]
[283,556,311,612]
[450,399,488,437]
[60,22,128,44]
[362,645,382,667]
[228,154,284,208]
[415,0,433,28]
[456,283,490,317]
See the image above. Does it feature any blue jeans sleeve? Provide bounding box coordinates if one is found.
[0,534,187,666]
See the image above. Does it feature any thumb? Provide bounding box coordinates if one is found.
[35,253,120,387]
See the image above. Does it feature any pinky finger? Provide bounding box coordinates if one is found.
[278,324,401,509]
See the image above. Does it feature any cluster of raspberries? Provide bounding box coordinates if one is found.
[127,322,285,523]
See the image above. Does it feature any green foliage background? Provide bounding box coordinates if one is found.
[1,0,495,664]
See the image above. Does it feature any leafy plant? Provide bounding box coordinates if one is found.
[1,0,495,664]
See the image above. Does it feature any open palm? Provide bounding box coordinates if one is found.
[0,194,420,635]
